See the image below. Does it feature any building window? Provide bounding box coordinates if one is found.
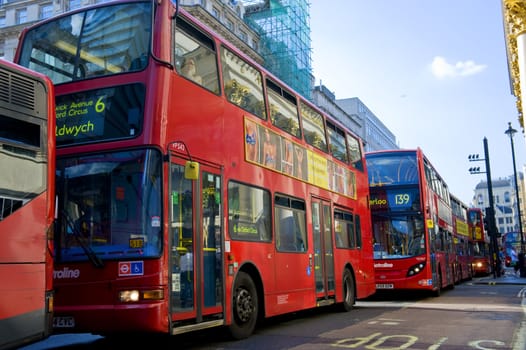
[40,3,53,20]
[239,30,247,41]
[212,7,220,19]
[226,18,234,31]
[504,191,511,203]
[68,0,82,11]
[358,103,365,113]
[0,16,5,27]
[477,194,484,205]
[15,8,27,24]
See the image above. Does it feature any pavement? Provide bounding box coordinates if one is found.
[474,267,526,285]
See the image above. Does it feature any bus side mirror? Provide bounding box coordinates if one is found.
[184,161,199,180]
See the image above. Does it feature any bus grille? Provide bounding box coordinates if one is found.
[0,68,37,113]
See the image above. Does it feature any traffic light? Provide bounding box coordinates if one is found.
[483,218,489,232]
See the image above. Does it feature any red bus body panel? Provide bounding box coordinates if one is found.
[0,59,55,349]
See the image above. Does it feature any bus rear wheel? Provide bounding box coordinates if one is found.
[229,271,258,340]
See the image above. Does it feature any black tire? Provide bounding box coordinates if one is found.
[228,271,258,340]
[341,269,355,312]
[432,270,442,297]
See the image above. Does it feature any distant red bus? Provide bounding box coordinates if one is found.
[15,0,375,339]
[468,208,491,276]
[366,148,455,296]
[450,194,472,282]
[0,59,55,349]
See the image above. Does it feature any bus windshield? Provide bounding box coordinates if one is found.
[56,149,162,263]
[367,152,419,187]
[18,1,151,84]
[372,214,426,259]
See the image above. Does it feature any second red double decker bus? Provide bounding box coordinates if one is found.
[15,0,376,339]
[0,59,55,349]
[366,148,456,296]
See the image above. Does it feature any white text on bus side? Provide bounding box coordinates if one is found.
[54,267,80,279]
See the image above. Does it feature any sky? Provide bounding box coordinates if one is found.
[309,0,526,206]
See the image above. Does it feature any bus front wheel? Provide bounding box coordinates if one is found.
[432,270,442,297]
[229,271,258,340]
[341,269,355,312]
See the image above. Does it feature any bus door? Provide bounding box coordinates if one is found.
[311,197,335,301]
[168,155,223,324]
[274,194,311,310]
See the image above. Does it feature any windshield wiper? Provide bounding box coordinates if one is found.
[61,210,104,268]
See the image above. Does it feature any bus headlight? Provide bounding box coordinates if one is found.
[407,262,426,276]
[119,289,164,302]
[119,290,140,302]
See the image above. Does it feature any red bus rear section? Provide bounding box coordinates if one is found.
[450,194,473,283]
[14,0,375,339]
[366,148,456,296]
[0,59,55,349]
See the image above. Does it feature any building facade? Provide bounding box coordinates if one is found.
[473,173,525,237]
[311,86,398,152]
[336,97,398,153]
[502,0,526,136]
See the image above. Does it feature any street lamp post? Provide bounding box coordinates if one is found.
[505,122,526,277]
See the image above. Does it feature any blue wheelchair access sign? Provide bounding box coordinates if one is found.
[118,261,144,276]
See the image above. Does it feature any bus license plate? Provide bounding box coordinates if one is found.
[53,316,75,328]
[376,283,394,289]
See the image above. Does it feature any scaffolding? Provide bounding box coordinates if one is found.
[242,0,313,99]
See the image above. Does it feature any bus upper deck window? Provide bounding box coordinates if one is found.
[175,20,219,93]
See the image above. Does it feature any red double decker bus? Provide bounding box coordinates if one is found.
[468,207,491,276]
[15,0,375,339]
[366,148,455,296]
[0,59,55,349]
[450,194,472,282]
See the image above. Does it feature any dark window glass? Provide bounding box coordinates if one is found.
[19,2,151,83]
[275,195,307,252]
[228,181,271,241]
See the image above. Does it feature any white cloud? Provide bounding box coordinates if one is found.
[430,56,487,79]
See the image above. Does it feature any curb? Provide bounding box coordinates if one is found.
[472,279,526,285]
